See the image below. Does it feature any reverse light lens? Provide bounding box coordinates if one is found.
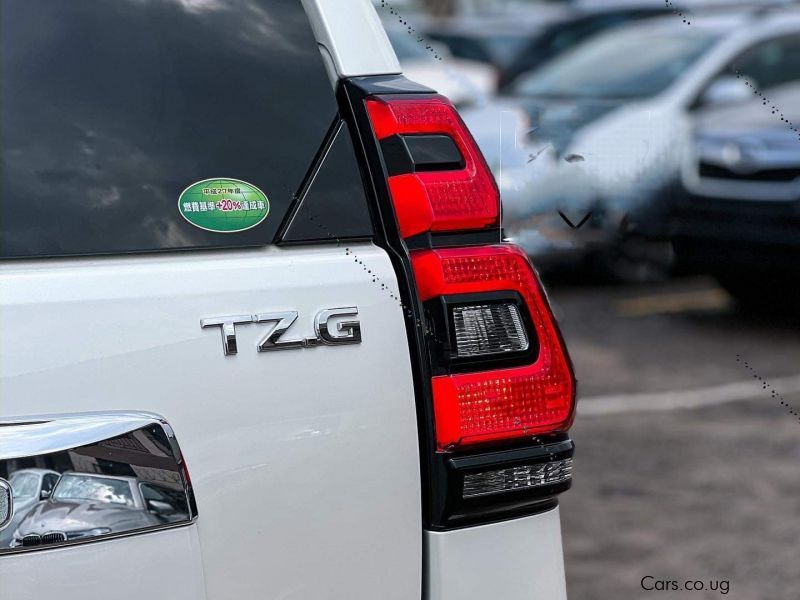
[412,245,575,450]
[452,303,528,358]
[366,95,500,238]
[462,458,573,499]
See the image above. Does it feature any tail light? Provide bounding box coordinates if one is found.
[413,245,575,450]
[365,96,500,238]
[343,80,576,528]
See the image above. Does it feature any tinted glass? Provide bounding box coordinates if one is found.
[0,0,336,258]
[139,483,191,522]
[501,11,664,88]
[387,29,431,61]
[42,474,59,494]
[426,33,492,63]
[727,34,800,91]
[281,122,373,243]
[9,473,38,498]
[53,474,135,506]
[514,27,719,99]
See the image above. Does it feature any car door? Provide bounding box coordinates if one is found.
[0,1,421,598]
[40,474,58,500]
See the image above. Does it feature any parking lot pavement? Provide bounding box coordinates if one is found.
[547,276,800,600]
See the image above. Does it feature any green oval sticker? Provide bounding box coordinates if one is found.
[179,178,270,233]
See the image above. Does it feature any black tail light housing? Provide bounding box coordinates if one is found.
[338,75,576,528]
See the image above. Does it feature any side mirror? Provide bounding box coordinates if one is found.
[147,499,174,515]
[701,75,753,107]
[40,489,51,500]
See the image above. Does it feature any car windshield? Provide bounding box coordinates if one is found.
[387,30,431,61]
[513,27,720,99]
[483,34,530,66]
[9,472,39,498]
[52,474,135,507]
[428,31,528,66]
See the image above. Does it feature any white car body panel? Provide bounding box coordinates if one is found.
[302,0,401,80]
[0,244,421,599]
[0,527,206,600]
[426,508,568,600]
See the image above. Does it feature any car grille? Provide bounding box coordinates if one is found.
[699,162,800,182]
[20,532,67,547]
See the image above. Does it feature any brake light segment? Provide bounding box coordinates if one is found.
[412,245,575,450]
[365,96,500,238]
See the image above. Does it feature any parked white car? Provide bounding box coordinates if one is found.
[462,8,800,275]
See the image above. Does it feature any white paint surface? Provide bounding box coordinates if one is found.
[426,507,568,600]
[0,243,421,599]
[302,0,400,80]
[0,526,207,600]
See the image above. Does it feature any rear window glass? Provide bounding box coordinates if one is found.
[0,0,336,258]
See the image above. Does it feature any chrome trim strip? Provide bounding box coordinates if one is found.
[0,412,170,460]
[0,412,197,555]
[3,519,196,556]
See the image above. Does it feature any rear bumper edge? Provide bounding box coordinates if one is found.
[424,506,567,600]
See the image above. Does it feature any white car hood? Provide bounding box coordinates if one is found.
[461,97,689,224]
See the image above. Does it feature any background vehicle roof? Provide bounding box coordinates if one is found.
[8,468,59,476]
[575,0,796,9]
[601,7,800,39]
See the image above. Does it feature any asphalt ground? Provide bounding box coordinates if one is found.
[547,275,800,600]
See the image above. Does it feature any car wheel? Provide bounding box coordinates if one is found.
[717,273,800,312]
[590,234,675,284]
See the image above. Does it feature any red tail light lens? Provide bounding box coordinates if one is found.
[365,95,500,238]
[350,80,577,526]
[412,245,575,450]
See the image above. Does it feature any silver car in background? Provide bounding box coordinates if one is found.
[671,81,800,308]
[0,469,60,547]
[12,472,190,548]
[461,7,800,279]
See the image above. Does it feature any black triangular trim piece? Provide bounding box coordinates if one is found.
[280,121,373,243]
[275,115,340,242]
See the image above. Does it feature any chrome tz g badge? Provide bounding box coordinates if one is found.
[201,307,361,356]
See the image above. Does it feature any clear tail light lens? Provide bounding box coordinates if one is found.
[452,303,529,358]
[462,458,574,499]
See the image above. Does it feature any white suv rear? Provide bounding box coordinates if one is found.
[0,1,576,598]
